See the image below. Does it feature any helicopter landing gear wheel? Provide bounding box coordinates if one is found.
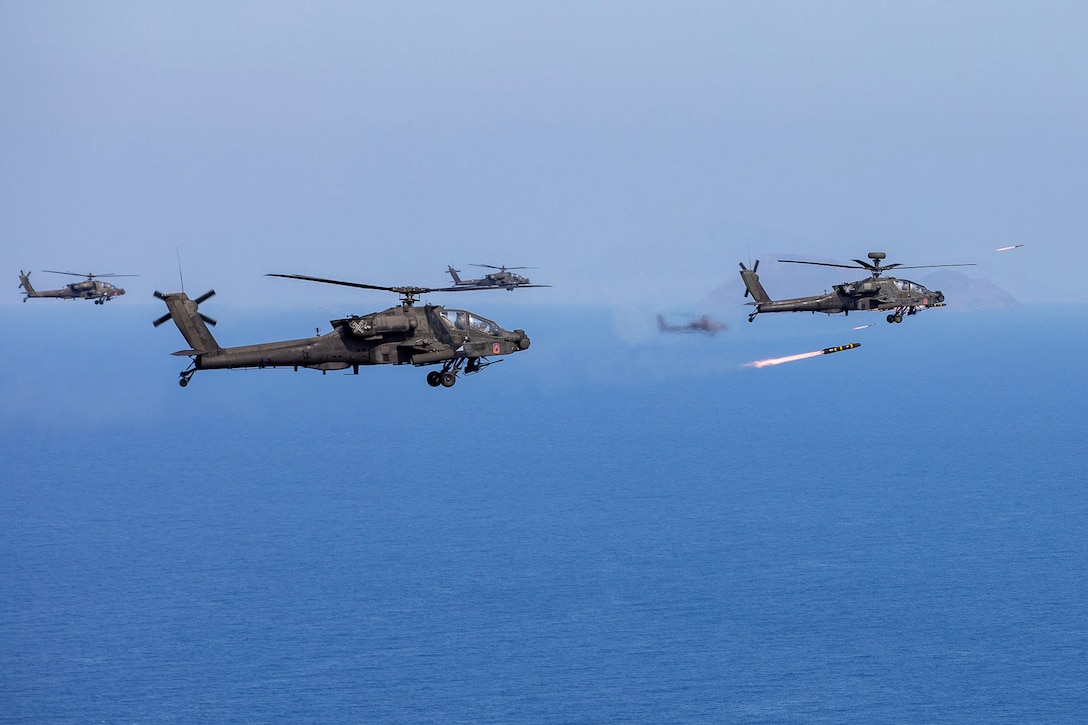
[440,372,457,388]
[887,314,896,323]
[894,314,903,323]
[426,371,442,387]
[178,365,196,388]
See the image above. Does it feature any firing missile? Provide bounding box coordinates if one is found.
[746,341,861,368]
[996,244,1024,251]
[852,323,876,330]
[821,342,860,355]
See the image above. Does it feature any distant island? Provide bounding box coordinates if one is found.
[916,270,1020,311]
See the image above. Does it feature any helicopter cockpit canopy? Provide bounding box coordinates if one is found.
[894,279,928,293]
[439,309,501,336]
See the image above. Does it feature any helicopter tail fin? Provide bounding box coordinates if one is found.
[447,265,463,285]
[18,270,38,299]
[738,261,771,304]
[152,290,220,354]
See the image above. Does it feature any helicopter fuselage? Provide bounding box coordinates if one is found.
[195,304,528,370]
[156,292,530,387]
[755,277,942,313]
[741,268,945,323]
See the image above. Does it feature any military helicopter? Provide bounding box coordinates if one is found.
[446,264,548,290]
[657,314,726,335]
[153,274,531,389]
[738,252,975,324]
[19,270,133,304]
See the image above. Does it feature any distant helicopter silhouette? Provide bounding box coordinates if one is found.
[657,314,726,335]
[19,270,133,304]
[446,264,549,291]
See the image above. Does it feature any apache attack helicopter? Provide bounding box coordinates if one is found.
[657,314,726,335]
[446,264,548,291]
[19,270,133,304]
[153,274,532,389]
[738,252,975,324]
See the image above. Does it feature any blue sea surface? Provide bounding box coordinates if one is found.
[2,305,1086,722]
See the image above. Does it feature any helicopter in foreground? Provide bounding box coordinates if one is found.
[153,274,531,389]
[738,252,974,324]
[446,264,548,290]
[19,270,133,304]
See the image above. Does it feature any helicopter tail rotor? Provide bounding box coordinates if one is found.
[739,259,768,303]
[739,259,759,297]
[18,270,37,298]
[153,289,218,329]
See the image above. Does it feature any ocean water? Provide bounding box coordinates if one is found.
[2,305,1086,722]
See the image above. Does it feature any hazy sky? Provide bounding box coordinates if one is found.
[3,1,1085,309]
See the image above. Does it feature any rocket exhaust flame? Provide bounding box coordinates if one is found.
[745,350,823,368]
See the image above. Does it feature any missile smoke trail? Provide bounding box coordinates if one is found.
[745,350,823,368]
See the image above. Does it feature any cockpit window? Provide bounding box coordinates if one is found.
[440,309,469,331]
[439,309,501,335]
[896,279,925,292]
[469,314,500,336]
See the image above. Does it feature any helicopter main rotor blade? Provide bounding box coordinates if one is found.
[267,273,437,297]
[269,273,550,299]
[437,284,551,291]
[472,264,536,270]
[43,269,95,277]
[886,263,977,271]
[42,270,136,279]
[268,273,401,293]
[778,259,863,270]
